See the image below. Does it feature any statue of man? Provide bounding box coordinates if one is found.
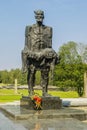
[21,10,59,96]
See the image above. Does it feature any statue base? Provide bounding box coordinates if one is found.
[20,96,62,110]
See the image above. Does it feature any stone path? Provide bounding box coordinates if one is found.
[0,111,27,130]
[18,118,87,130]
[0,98,87,130]
[62,98,87,106]
[0,110,87,130]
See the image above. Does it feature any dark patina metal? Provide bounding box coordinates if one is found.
[21,10,59,96]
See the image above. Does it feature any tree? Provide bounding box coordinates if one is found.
[58,41,82,64]
[77,43,87,63]
[0,70,10,84]
[53,41,87,96]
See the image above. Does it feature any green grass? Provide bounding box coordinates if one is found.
[48,91,79,98]
[0,89,79,103]
[0,89,28,95]
[0,95,21,102]
[0,89,28,102]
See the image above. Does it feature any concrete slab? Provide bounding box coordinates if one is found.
[1,109,87,130]
[17,118,87,130]
[0,104,87,121]
[0,111,27,130]
[0,100,87,130]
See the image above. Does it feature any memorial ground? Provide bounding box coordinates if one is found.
[0,99,87,130]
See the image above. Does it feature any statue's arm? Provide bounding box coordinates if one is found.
[46,27,52,48]
[49,27,52,48]
[25,26,31,50]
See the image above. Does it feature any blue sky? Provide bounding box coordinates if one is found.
[0,0,87,70]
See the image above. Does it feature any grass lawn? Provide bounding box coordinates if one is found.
[0,89,79,103]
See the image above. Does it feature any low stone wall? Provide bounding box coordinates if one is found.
[20,96,62,110]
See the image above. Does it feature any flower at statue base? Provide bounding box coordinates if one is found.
[32,95,42,110]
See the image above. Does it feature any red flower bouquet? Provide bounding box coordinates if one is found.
[32,94,42,110]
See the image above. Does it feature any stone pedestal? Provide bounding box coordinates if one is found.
[20,96,62,110]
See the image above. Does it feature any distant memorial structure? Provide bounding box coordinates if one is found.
[21,10,62,109]
[84,72,87,97]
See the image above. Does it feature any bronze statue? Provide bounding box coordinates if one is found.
[21,10,59,96]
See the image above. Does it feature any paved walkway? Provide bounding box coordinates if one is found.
[0,98,87,130]
[0,110,87,130]
[0,111,27,130]
[62,98,87,106]
[19,118,87,130]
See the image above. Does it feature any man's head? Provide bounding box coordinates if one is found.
[34,10,44,24]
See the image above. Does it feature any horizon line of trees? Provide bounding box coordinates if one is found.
[0,41,87,96]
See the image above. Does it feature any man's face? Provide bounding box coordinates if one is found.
[35,14,44,23]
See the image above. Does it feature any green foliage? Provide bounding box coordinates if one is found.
[58,41,82,65]
[0,68,27,85]
[0,69,51,87]
[53,41,87,96]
